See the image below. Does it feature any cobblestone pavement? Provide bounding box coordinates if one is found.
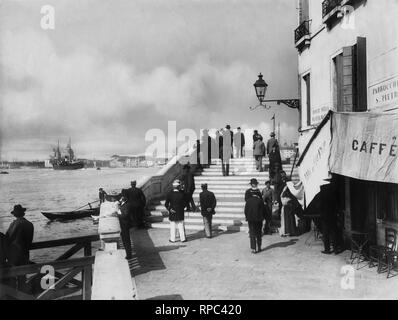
[128,228,398,300]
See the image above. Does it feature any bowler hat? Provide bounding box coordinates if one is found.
[11,204,26,215]
[250,178,259,185]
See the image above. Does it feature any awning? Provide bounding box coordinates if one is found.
[297,110,398,206]
[329,111,398,184]
[297,111,332,206]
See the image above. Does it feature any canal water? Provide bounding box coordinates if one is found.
[0,167,159,261]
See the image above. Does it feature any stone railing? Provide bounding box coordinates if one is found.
[137,146,199,205]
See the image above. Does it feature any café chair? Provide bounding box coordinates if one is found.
[368,227,397,274]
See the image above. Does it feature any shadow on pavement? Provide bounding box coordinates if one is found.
[261,238,299,253]
[127,228,185,277]
[187,229,240,241]
[146,294,184,300]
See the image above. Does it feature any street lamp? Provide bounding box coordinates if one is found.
[250,73,300,110]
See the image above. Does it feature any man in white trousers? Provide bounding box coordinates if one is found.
[165,180,187,243]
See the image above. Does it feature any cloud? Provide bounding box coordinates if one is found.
[0,0,299,160]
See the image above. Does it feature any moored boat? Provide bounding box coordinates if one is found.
[41,207,100,221]
[51,139,85,170]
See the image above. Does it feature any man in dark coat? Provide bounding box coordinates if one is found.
[319,182,343,255]
[269,145,282,179]
[253,130,263,143]
[199,184,217,238]
[245,192,266,254]
[99,188,107,204]
[262,180,273,235]
[201,129,213,168]
[117,194,133,259]
[0,204,34,266]
[245,178,263,201]
[266,132,279,155]
[165,180,187,242]
[126,180,147,228]
[181,164,196,211]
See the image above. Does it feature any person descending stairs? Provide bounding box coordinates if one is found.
[147,155,299,232]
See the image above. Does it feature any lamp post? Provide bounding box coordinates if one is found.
[250,73,300,110]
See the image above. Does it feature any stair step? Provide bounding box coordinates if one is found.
[158,200,246,206]
[148,222,249,232]
[149,206,244,213]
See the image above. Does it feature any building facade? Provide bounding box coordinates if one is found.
[295,0,398,245]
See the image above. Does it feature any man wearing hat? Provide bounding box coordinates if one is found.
[266,132,279,155]
[245,178,263,201]
[221,126,233,176]
[181,164,196,212]
[199,184,217,238]
[126,180,147,228]
[165,180,187,242]
[234,127,245,158]
[117,193,133,259]
[0,204,34,266]
[262,180,274,235]
[244,184,266,254]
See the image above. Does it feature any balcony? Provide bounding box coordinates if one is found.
[322,0,342,18]
[294,20,311,51]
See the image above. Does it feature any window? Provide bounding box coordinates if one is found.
[303,73,311,126]
[332,53,344,111]
[332,37,367,112]
[298,0,310,24]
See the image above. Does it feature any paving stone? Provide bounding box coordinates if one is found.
[130,228,398,300]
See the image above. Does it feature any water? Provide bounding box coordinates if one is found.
[0,167,159,261]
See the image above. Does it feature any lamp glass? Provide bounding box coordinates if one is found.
[253,74,268,102]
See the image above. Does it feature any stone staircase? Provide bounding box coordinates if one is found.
[147,157,299,232]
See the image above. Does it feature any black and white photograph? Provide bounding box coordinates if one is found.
[0,0,398,305]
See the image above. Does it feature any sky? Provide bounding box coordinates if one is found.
[0,0,299,161]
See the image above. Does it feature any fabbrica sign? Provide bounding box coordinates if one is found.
[329,112,398,183]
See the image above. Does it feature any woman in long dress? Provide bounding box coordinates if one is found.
[279,186,298,237]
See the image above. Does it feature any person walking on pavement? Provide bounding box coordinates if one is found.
[253,136,266,172]
[126,180,147,228]
[181,164,196,212]
[245,183,266,254]
[262,180,273,235]
[99,188,107,204]
[234,127,245,158]
[165,180,187,243]
[117,193,133,259]
[199,184,217,238]
[245,178,263,202]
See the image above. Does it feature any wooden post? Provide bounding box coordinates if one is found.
[83,266,92,300]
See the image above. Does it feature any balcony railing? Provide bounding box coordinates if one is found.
[322,0,342,18]
[295,20,310,44]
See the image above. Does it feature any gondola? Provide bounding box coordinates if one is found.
[41,207,100,221]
